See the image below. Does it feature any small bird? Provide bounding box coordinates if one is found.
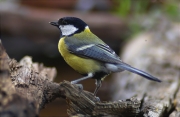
[50,17,161,96]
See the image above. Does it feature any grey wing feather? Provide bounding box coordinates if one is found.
[65,37,122,64]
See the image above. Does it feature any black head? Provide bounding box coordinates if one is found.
[50,17,88,36]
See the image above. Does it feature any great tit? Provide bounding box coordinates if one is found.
[50,17,161,96]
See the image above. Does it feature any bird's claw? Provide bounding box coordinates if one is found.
[94,96,100,102]
[76,84,83,91]
[71,83,83,92]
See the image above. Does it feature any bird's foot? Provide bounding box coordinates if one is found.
[76,84,84,91]
[71,82,84,93]
[94,96,101,102]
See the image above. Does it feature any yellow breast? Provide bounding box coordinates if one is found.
[58,37,101,74]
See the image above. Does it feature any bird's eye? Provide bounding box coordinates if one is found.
[62,20,67,25]
[58,19,67,25]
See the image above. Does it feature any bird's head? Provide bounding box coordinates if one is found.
[50,17,89,36]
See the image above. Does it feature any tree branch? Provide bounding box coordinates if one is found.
[0,39,141,116]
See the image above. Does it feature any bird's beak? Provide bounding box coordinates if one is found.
[49,21,59,27]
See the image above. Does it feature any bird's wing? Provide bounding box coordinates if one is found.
[65,36,122,64]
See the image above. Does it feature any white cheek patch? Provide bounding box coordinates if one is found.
[59,25,78,36]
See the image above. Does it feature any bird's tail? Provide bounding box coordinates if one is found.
[117,63,161,82]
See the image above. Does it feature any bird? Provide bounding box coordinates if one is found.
[50,17,161,96]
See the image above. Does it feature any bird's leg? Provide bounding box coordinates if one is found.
[94,79,102,96]
[93,79,102,101]
[71,73,93,91]
[71,73,93,84]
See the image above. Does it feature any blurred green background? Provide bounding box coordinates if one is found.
[0,0,179,116]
